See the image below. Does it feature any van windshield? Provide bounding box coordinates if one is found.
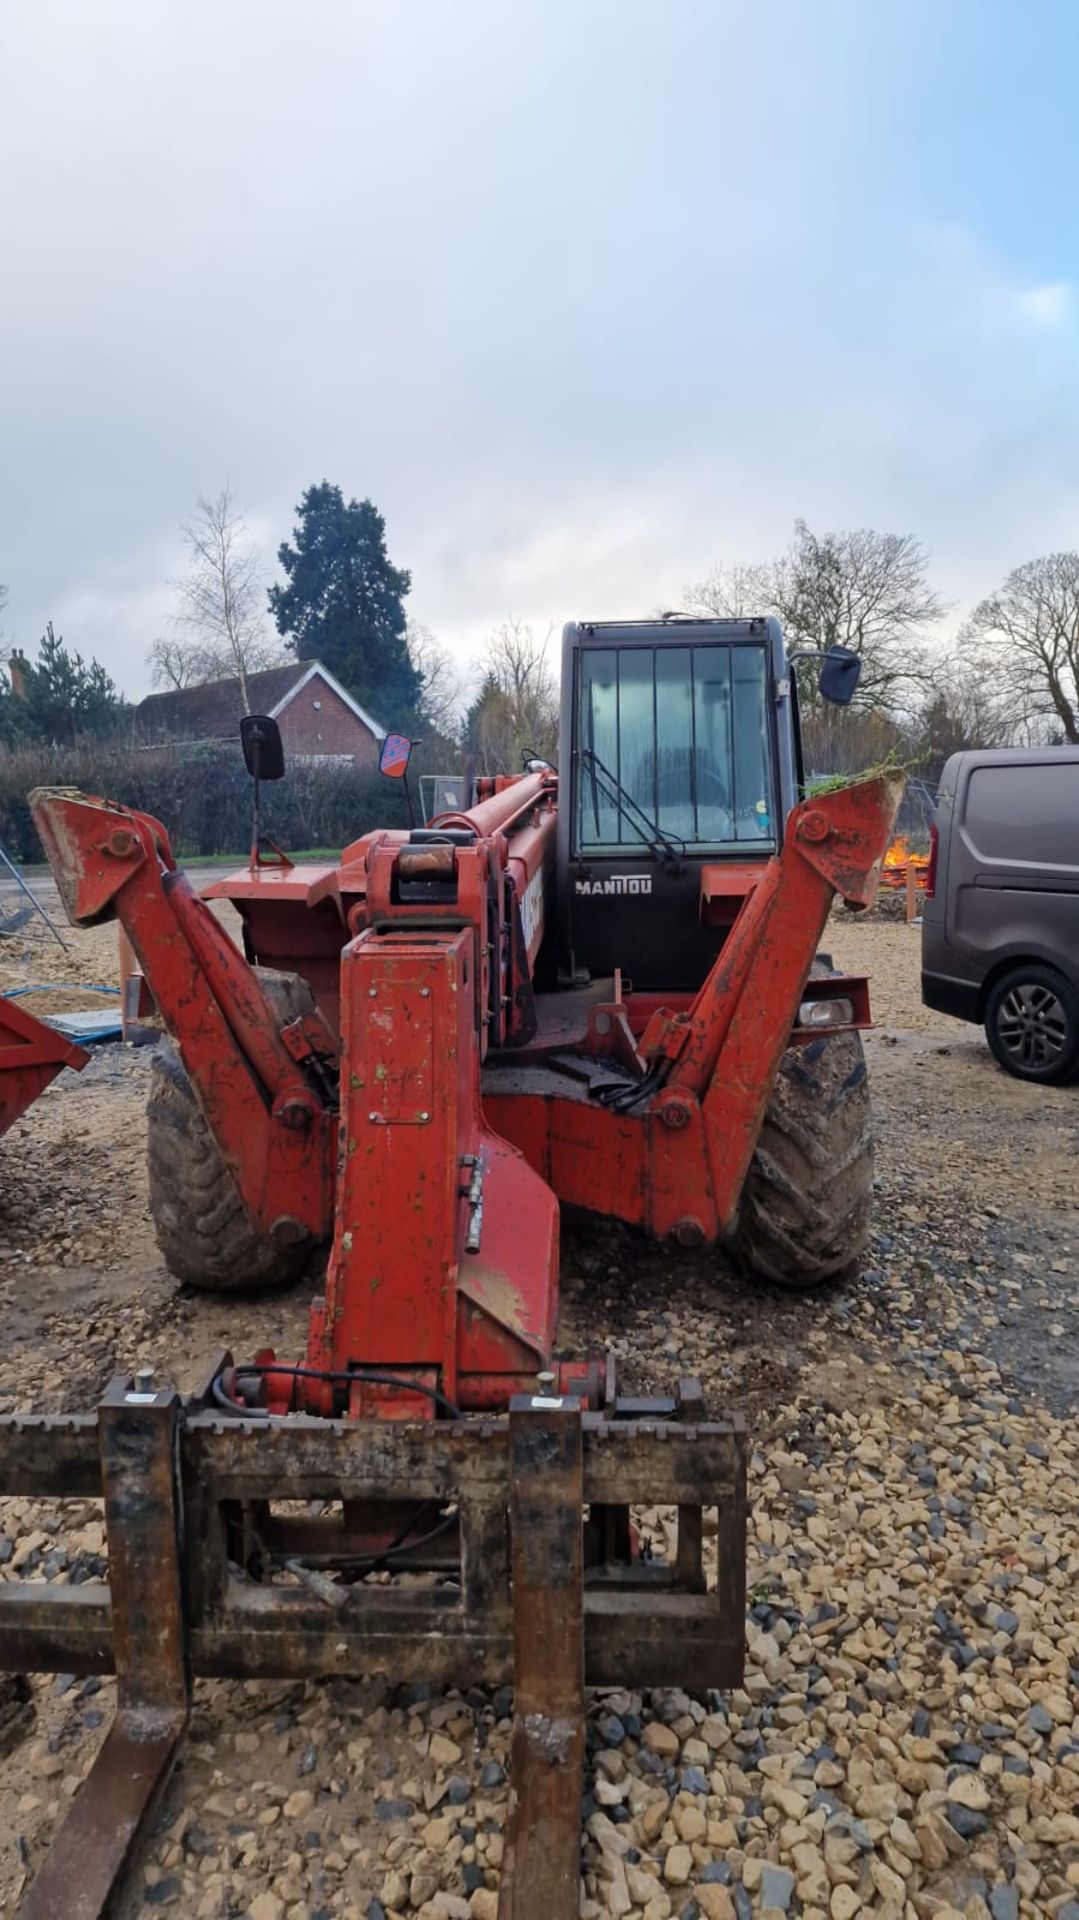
[576,642,775,854]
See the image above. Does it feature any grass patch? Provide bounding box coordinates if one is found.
[185,847,343,866]
[806,748,918,795]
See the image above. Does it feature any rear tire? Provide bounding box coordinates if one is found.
[984,964,1079,1085]
[147,968,318,1293]
[732,1025,873,1290]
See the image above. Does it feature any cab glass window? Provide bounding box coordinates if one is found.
[576,643,774,852]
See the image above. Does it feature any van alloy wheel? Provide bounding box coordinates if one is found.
[984,964,1079,1084]
[995,980,1069,1070]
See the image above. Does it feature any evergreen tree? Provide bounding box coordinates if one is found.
[268,483,420,718]
[0,625,124,745]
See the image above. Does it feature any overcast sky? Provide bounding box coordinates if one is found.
[3,1,1078,704]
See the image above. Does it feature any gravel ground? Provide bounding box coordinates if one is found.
[0,908,1077,1919]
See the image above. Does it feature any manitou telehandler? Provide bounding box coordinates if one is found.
[3,617,900,1919]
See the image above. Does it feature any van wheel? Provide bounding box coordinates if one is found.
[984,965,1079,1084]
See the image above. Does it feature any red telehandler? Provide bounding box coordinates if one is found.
[3,617,900,1919]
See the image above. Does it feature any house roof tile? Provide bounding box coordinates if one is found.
[135,660,384,742]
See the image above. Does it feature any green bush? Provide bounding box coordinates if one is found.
[0,739,420,863]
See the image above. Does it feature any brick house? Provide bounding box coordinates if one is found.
[134,660,385,766]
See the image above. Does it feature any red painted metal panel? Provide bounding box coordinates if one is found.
[201,862,338,904]
[305,928,557,1411]
[699,861,762,926]
[699,862,763,899]
[0,997,88,1139]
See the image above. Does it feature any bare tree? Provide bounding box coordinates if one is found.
[153,485,284,709]
[465,619,559,773]
[681,559,770,622]
[959,552,1079,744]
[914,664,1013,782]
[406,619,465,737]
[686,520,947,716]
[146,637,202,691]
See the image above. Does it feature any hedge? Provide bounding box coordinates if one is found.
[0,738,422,864]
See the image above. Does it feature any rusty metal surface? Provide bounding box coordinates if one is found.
[499,1399,585,1920]
[17,1381,190,1920]
[676,1377,706,1591]
[98,1379,189,1718]
[0,1584,113,1676]
[0,1411,99,1495]
[18,1719,181,1920]
[0,1392,745,1686]
[3,1372,744,1915]
[181,1406,743,1505]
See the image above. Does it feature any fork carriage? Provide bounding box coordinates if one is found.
[0,1359,746,1920]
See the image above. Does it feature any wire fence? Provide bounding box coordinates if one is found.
[892,777,937,844]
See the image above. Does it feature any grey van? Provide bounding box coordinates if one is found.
[921,747,1079,1083]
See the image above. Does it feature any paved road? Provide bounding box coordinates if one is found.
[0,865,253,955]
[0,863,241,907]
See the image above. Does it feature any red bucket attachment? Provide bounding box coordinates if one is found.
[0,996,88,1140]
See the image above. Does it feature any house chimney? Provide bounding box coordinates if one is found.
[8,652,28,700]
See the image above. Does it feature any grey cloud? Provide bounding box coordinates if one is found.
[2,3,1077,696]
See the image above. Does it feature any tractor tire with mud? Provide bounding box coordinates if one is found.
[147,968,319,1293]
[732,1014,873,1291]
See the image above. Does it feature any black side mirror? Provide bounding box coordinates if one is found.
[240,714,285,781]
[818,648,862,707]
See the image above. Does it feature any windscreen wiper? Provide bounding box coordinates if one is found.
[579,747,686,870]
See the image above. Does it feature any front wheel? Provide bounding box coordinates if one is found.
[147,968,321,1292]
[984,964,1079,1084]
[731,1027,873,1289]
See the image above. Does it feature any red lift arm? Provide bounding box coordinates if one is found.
[33,790,339,1248]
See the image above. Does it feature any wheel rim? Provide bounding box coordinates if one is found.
[995,981,1070,1070]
